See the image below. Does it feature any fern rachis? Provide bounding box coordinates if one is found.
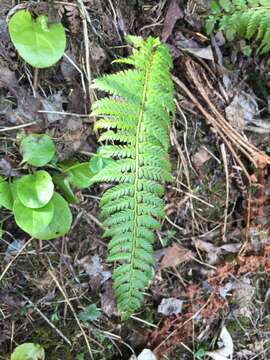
[90,36,175,319]
[207,0,270,54]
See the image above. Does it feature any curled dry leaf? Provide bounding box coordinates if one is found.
[175,36,214,60]
[159,243,193,270]
[194,239,241,265]
[225,91,258,132]
[100,280,118,317]
[206,326,233,360]
[192,146,212,175]
[77,255,111,289]
[161,0,183,42]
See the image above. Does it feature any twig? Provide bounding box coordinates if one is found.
[76,0,101,38]
[48,269,94,359]
[185,60,270,168]
[0,238,33,283]
[220,143,230,241]
[63,53,86,94]
[172,76,252,181]
[153,297,212,354]
[76,0,97,110]
[19,293,72,346]
[0,122,36,133]
[170,127,199,233]
[33,68,39,96]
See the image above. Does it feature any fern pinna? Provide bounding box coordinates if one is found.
[207,0,270,54]
[90,36,175,319]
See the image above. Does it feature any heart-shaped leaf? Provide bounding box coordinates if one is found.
[52,173,77,204]
[8,10,66,68]
[13,198,54,235]
[20,134,56,167]
[33,192,72,240]
[65,163,94,189]
[0,180,13,210]
[11,343,45,360]
[16,171,54,209]
[89,155,114,174]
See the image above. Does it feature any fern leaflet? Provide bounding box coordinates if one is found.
[207,0,270,54]
[90,36,175,319]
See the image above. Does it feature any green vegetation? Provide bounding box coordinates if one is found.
[207,0,270,54]
[90,36,175,319]
[0,134,95,240]
[78,304,102,322]
[10,343,45,360]
[8,10,66,68]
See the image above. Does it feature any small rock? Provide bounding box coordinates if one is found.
[158,298,183,316]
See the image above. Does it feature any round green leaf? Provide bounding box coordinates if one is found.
[17,171,54,209]
[0,180,13,210]
[66,163,94,189]
[52,173,77,204]
[89,155,114,174]
[89,155,104,173]
[11,343,45,360]
[33,192,72,240]
[13,198,54,235]
[8,10,66,68]
[20,134,56,167]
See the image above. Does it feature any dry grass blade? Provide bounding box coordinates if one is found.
[48,269,94,359]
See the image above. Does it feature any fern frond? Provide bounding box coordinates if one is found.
[90,36,174,319]
[207,0,270,54]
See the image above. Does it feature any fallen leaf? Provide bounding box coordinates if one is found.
[100,280,118,317]
[206,326,233,360]
[0,158,20,177]
[158,298,183,316]
[41,92,67,123]
[56,117,86,160]
[175,36,214,60]
[130,349,157,360]
[192,147,212,175]
[161,0,183,42]
[219,281,234,299]
[77,255,111,289]
[0,65,18,90]
[194,239,241,265]
[233,277,255,318]
[159,243,193,270]
[4,239,24,262]
[225,91,258,132]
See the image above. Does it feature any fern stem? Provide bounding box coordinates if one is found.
[127,48,156,316]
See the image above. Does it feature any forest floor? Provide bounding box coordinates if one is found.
[1,0,270,359]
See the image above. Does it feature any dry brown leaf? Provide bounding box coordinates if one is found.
[192,147,212,175]
[206,326,234,360]
[159,243,192,270]
[100,281,118,317]
[161,0,183,42]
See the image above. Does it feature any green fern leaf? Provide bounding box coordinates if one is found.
[207,0,270,55]
[91,36,174,319]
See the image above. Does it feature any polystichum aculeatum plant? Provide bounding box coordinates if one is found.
[207,0,270,55]
[90,36,175,319]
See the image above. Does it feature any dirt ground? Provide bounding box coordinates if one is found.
[1,0,270,359]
